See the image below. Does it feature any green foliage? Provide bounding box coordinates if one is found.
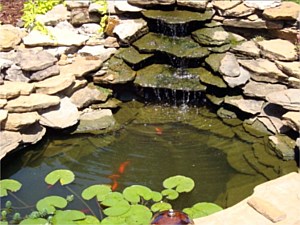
[45,169,75,186]
[0,179,22,197]
[0,170,223,225]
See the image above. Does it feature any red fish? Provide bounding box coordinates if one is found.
[108,174,120,179]
[118,160,130,174]
[111,180,119,191]
[155,127,163,135]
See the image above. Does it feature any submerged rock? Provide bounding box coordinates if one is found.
[134,64,207,91]
[269,135,296,161]
[133,32,210,59]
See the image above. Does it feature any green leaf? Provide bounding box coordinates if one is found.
[101,192,124,207]
[161,189,179,200]
[52,210,86,225]
[75,215,101,225]
[183,202,223,219]
[103,199,130,217]
[163,175,195,193]
[151,191,163,202]
[0,179,22,197]
[36,196,67,214]
[151,202,172,212]
[123,185,152,203]
[82,184,111,201]
[101,216,127,225]
[45,169,75,186]
[124,205,152,225]
[0,221,8,225]
[19,218,48,225]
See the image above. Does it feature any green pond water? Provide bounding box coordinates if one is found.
[1,101,297,216]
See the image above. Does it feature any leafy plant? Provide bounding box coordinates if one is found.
[0,170,223,225]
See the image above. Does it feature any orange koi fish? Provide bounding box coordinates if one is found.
[118,160,130,174]
[155,127,163,135]
[111,180,119,191]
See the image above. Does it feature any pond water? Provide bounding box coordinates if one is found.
[1,101,297,217]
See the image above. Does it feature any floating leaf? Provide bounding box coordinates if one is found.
[82,185,111,201]
[151,191,163,202]
[0,179,22,197]
[52,210,86,225]
[19,218,47,225]
[161,189,179,200]
[76,215,101,225]
[151,202,172,212]
[45,170,75,186]
[0,221,8,225]
[101,216,126,225]
[36,196,67,214]
[124,205,152,225]
[123,185,152,203]
[163,175,194,193]
[102,192,124,207]
[103,199,130,217]
[183,202,223,219]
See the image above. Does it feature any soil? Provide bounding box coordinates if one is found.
[0,0,26,25]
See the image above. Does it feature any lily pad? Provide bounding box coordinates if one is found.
[151,202,172,212]
[0,221,8,225]
[82,184,112,201]
[163,175,195,193]
[36,196,67,214]
[0,179,22,197]
[123,185,152,203]
[183,202,223,219]
[100,216,127,225]
[101,192,124,207]
[76,215,101,225]
[151,191,163,202]
[161,189,179,200]
[103,200,131,217]
[124,205,152,225]
[52,210,86,225]
[19,218,48,225]
[45,169,75,186]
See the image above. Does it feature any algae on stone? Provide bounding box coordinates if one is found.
[205,53,225,72]
[116,47,154,66]
[192,27,231,46]
[133,32,210,59]
[135,64,207,91]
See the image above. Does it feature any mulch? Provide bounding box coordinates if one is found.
[0,0,26,25]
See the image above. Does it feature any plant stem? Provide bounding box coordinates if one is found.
[65,186,97,217]
[9,192,29,208]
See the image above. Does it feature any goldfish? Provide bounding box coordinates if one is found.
[111,180,119,191]
[118,160,130,174]
[155,127,163,135]
[108,160,131,191]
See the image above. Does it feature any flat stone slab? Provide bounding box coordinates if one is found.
[231,40,260,58]
[4,94,60,113]
[0,25,22,51]
[2,112,40,131]
[194,172,300,225]
[0,130,22,159]
[282,111,300,132]
[192,26,231,46]
[263,1,300,20]
[266,89,300,111]
[128,0,175,6]
[225,96,264,115]
[275,61,300,79]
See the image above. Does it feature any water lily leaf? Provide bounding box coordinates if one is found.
[101,216,127,225]
[183,202,223,219]
[151,191,163,202]
[45,170,75,186]
[36,196,67,214]
[102,192,124,207]
[52,210,86,225]
[76,215,101,225]
[163,175,195,193]
[151,202,172,212]
[103,199,130,217]
[124,205,152,225]
[161,189,179,200]
[0,221,8,225]
[123,185,152,203]
[82,185,111,201]
[19,218,47,225]
[0,179,22,197]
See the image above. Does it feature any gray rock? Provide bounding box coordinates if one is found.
[242,80,287,100]
[269,134,295,161]
[0,130,22,160]
[177,0,210,9]
[39,97,79,129]
[79,23,102,35]
[5,64,30,82]
[4,94,60,113]
[16,49,57,71]
[71,7,93,26]
[266,89,300,111]
[128,0,175,6]
[36,4,71,26]
[114,1,143,12]
[0,25,22,51]
[2,112,40,131]
[231,40,261,58]
[30,64,60,81]
[0,58,14,70]
[70,83,110,109]
[78,45,117,60]
[223,18,283,29]
[282,111,300,132]
[225,95,265,115]
[223,66,250,88]
[21,122,46,144]
[275,61,300,79]
[219,52,240,77]
[257,39,298,61]
[65,0,90,9]
[244,0,281,10]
